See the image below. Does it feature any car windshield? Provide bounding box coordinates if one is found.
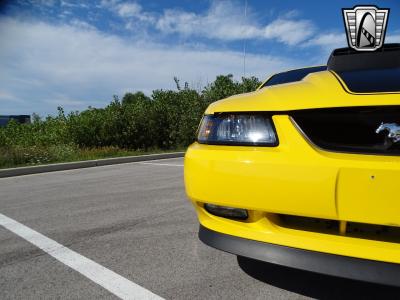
[337,67,400,93]
[261,66,327,88]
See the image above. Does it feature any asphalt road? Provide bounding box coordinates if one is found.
[0,157,399,299]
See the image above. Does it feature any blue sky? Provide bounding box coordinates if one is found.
[0,0,399,116]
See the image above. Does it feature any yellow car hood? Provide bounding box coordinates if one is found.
[205,70,400,114]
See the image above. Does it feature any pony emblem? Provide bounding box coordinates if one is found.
[376,123,400,143]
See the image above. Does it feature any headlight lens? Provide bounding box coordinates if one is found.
[197,113,277,146]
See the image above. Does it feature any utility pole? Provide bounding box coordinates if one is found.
[243,0,247,80]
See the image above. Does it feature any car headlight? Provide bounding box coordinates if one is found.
[197,113,278,146]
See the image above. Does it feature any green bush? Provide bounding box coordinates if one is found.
[0,75,261,168]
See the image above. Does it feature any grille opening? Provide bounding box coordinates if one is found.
[277,214,400,243]
[291,107,400,155]
[278,215,339,235]
[346,222,400,244]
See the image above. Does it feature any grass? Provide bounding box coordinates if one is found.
[0,146,185,169]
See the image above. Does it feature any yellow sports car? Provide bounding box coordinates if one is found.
[184,44,400,286]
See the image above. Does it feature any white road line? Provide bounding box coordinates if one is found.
[0,213,164,300]
[137,162,183,167]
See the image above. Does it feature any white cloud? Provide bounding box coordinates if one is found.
[263,19,315,45]
[69,19,97,31]
[99,0,119,8]
[387,32,400,43]
[0,90,20,102]
[155,1,315,45]
[101,0,154,23]
[61,1,88,9]
[98,0,315,45]
[116,2,142,18]
[0,17,301,115]
[305,32,347,53]
[29,0,56,6]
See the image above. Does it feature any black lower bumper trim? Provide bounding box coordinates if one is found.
[199,225,400,287]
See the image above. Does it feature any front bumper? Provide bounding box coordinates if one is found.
[185,114,400,265]
[200,225,400,287]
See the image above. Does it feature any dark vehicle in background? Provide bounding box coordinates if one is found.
[0,115,31,127]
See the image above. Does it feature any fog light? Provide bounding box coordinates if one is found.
[204,203,248,220]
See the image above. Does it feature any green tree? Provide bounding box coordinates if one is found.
[122,92,151,106]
